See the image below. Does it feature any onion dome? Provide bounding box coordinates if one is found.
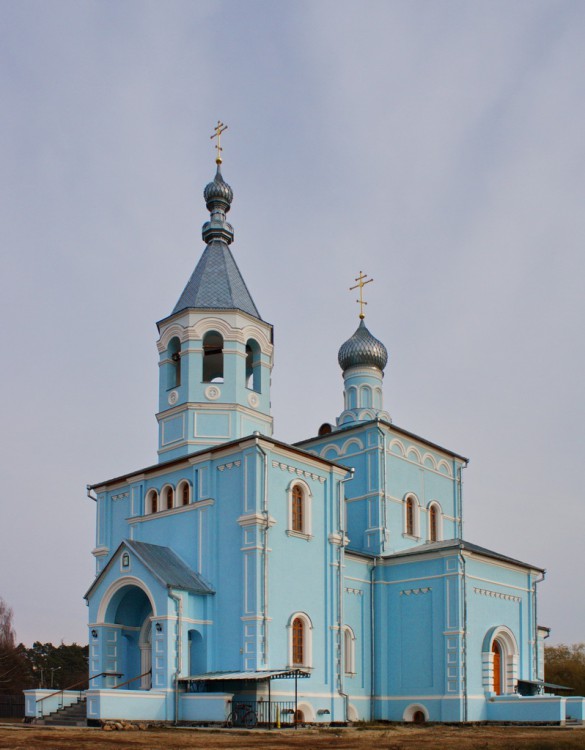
[338,319,388,372]
[203,165,233,211]
[202,165,234,245]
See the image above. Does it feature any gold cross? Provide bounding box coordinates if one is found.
[210,120,228,164]
[349,271,373,319]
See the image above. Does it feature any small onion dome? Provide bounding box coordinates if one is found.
[338,319,388,372]
[203,165,233,210]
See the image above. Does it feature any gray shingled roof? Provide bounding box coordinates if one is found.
[381,539,543,571]
[172,240,261,319]
[125,540,214,593]
[84,540,214,600]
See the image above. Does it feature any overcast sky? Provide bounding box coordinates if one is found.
[1,0,584,647]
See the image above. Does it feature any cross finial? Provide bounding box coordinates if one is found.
[210,120,228,164]
[349,271,374,319]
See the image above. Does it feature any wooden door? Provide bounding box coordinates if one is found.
[492,640,502,695]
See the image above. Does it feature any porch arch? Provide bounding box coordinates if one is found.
[482,625,519,695]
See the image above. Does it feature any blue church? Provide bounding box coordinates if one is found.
[26,143,584,726]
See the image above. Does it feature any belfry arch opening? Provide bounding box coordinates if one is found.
[202,331,224,383]
[168,337,181,389]
[245,338,261,392]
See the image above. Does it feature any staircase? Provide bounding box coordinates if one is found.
[36,697,87,726]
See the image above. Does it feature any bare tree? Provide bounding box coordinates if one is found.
[0,598,15,650]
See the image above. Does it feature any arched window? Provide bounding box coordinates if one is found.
[292,618,304,665]
[146,490,158,515]
[428,503,442,542]
[288,481,312,538]
[245,338,261,392]
[202,331,224,383]
[404,494,420,538]
[289,612,312,667]
[343,626,356,675]
[168,337,181,389]
[164,486,174,510]
[178,481,190,506]
[292,486,303,532]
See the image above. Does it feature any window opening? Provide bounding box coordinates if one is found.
[165,487,174,510]
[429,504,438,542]
[406,497,415,536]
[292,486,304,532]
[292,618,304,664]
[202,331,224,383]
[181,483,190,506]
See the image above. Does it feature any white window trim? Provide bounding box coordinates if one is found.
[287,479,313,538]
[287,611,313,669]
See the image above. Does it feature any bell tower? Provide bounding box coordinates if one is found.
[155,128,273,460]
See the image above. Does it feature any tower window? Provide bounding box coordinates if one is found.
[202,331,224,383]
[164,486,174,510]
[168,337,181,389]
[245,338,261,392]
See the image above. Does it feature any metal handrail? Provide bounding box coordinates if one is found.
[35,672,122,717]
[112,669,152,690]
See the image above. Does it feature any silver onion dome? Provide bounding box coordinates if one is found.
[338,319,388,372]
[204,165,233,210]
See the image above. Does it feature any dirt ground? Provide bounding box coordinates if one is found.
[1,723,585,750]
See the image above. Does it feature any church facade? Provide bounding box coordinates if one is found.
[26,151,583,725]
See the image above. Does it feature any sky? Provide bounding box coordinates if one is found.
[1,0,584,647]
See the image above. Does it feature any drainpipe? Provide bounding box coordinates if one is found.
[86,486,98,501]
[456,462,467,540]
[533,570,546,681]
[375,424,387,554]
[370,556,378,721]
[337,469,355,722]
[459,550,468,722]
[255,438,270,668]
[168,590,182,725]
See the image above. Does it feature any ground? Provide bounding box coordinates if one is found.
[1,723,585,750]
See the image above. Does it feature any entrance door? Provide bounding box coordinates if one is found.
[492,640,502,695]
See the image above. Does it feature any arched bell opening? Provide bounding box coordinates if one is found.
[245,338,261,392]
[202,331,224,383]
[167,337,181,389]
